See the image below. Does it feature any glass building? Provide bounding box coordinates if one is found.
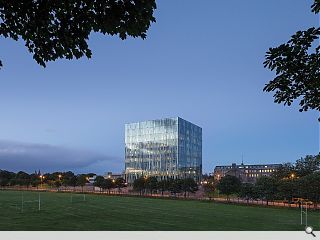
[125,117,202,183]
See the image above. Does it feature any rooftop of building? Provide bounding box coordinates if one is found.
[214,163,282,169]
[125,117,202,129]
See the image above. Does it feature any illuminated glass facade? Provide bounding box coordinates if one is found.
[125,117,202,183]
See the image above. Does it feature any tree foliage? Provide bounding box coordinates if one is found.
[101,178,114,193]
[264,1,320,119]
[295,154,320,177]
[133,177,146,195]
[217,175,241,200]
[271,162,295,180]
[202,177,217,199]
[239,183,257,202]
[0,170,15,186]
[114,177,126,191]
[181,178,198,197]
[255,176,278,205]
[145,176,158,194]
[0,0,156,68]
[298,172,320,204]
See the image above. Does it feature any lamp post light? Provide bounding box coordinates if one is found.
[39,175,45,189]
[57,174,62,191]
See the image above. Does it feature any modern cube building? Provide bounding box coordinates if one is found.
[125,117,202,184]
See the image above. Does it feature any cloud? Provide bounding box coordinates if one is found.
[0,140,120,174]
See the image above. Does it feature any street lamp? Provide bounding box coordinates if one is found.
[39,175,45,188]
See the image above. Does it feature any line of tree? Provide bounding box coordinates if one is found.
[215,154,320,207]
[0,170,91,191]
[93,176,126,193]
[132,176,198,198]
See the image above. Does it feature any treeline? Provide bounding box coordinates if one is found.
[213,154,320,206]
[0,170,92,191]
[132,177,198,197]
[93,176,126,193]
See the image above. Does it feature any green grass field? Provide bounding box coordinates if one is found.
[0,190,319,231]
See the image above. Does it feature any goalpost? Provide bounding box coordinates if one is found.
[20,192,41,213]
[299,198,313,227]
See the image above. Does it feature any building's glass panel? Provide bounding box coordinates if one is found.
[125,117,202,183]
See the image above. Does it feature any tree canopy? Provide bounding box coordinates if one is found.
[263,0,320,119]
[217,175,241,200]
[0,0,156,68]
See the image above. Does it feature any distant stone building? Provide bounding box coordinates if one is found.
[213,162,281,183]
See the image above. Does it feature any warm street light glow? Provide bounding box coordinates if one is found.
[112,179,115,183]
[291,173,295,178]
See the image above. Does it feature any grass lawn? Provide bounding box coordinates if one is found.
[0,190,319,231]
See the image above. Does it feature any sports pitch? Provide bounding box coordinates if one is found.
[0,190,318,231]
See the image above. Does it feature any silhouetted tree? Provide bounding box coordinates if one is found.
[217,175,241,201]
[30,173,41,188]
[62,171,76,188]
[271,163,295,180]
[295,154,320,177]
[69,175,78,190]
[181,178,198,198]
[145,176,158,194]
[168,179,183,197]
[77,174,88,192]
[15,171,31,187]
[133,177,146,195]
[298,172,320,208]
[239,183,257,203]
[264,1,320,120]
[101,178,114,194]
[93,176,105,192]
[157,180,170,196]
[0,170,15,186]
[115,177,126,192]
[0,0,156,68]
[255,176,278,205]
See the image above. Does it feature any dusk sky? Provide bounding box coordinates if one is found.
[0,0,319,175]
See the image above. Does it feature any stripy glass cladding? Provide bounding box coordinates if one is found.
[125,117,202,183]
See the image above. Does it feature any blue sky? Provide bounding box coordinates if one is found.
[0,0,319,174]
